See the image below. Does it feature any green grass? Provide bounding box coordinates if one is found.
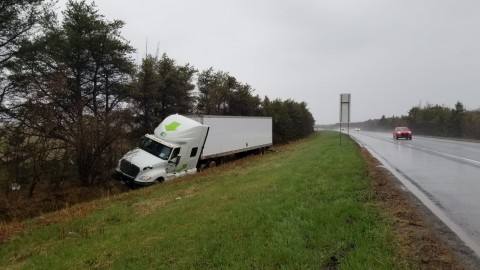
[0,132,407,269]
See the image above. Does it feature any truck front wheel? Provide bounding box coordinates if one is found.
[197,163,207,172]
[155,177,165,183]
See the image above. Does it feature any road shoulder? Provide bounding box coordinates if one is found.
[361,148,480,269]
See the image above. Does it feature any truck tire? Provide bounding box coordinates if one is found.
[208,161,216,168]
[155,177,165,183]
[198,163,207,172]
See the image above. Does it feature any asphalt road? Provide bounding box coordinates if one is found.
[349,130,480,258]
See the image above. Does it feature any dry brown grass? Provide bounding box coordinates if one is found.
[35,200,104,226]
[0,221,25,244]
[133,195,174,217]
[0,182,128,243]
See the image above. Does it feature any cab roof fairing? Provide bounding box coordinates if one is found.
[153,114,208,146]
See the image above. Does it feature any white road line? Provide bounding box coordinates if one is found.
[408,144,480,166]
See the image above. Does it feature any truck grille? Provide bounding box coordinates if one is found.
[120,159,139,178]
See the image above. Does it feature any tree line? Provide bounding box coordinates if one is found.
[0,0,314,195]
[357,101,480,139]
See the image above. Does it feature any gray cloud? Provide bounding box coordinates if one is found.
[62,0,480,123]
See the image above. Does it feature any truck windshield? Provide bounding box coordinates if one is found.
[139,137,172,160]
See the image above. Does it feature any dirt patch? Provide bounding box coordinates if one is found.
[361,148,480,269]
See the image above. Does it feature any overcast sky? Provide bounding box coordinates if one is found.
[58,0,480,124]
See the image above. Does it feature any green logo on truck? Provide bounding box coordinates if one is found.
[165,121,181,132]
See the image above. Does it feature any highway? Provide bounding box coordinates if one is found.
[349,131,480,258]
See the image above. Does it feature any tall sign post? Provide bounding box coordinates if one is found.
[339,93,351,146]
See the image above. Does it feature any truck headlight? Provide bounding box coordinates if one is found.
[138,176,152,181]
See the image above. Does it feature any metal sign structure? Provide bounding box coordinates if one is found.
[339,93,351,145]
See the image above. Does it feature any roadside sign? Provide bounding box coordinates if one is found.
[339,93,351,146]
[340,93,350,124]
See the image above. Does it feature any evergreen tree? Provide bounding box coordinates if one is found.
[8,0,135,186]
[0,0,48,116]
[131,53,196,135]
[196,68,233,115]
[448,101,466,137]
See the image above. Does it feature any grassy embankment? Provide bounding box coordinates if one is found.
[0,132,408,269]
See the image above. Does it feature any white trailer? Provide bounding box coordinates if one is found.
[115,114,272,186]
[189,115,272,159]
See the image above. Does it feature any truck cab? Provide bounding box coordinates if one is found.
[115,114,209,186]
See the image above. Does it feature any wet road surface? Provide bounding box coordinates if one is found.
[349,131,480,257]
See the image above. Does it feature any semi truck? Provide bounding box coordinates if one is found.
[115,114,272,186]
